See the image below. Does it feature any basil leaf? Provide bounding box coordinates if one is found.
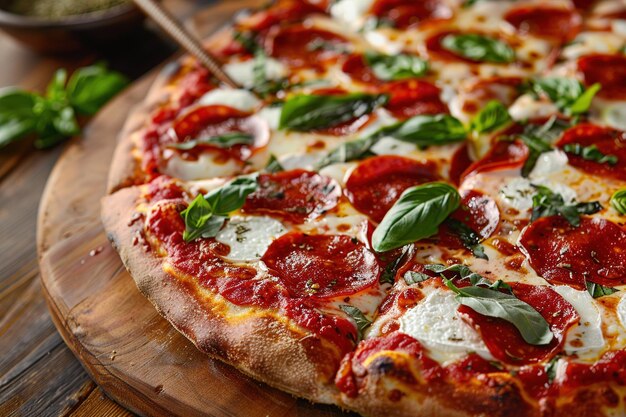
[611,189,626,215]
[444,218,488,260]
[66,64,128,115]
[470,100,511,134]
[513,117,568,177]
[0,88,37,147]
[279,93,389,131]
[180,195,227,242]
[444,279,554,345]
[264,154,284,173]
[316,113,465,169]
[404,270,433,285]
[586,281,618,298]
[528,78,600,116]
[233,31,261,54]
[380,245,413,285]
[569,83,601,115]
[372,182,461,252]
[315,136,377,169]
[442,34,515,63]
[424,263,491,287]
[46,69,68,102]
[545,356,560,384]
[340,305,372,341]
[383,114,467,146]
[531,185,602,226]
[205,176,258,215]
[171,132,254,150]
[364,52,429,81]
[562,143,618,165]
[252,49,290,97]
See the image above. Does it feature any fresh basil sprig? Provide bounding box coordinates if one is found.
[279,93,389,131]
[181,176,258,242]
[0,64,127,149]
[340,305,372,341]
[442,34,515,63]
[531,185,602,226]
[443,278,554,346]
[444,218,488,260]
[470,100,511,134]
[364,52,429,81]
[316,114,466,169]
[170,132,254,150]
[562,143,618,165]
[527,78,601,116]
[586,281,618,298]
[372,182,461,252]
[611,189,626,215]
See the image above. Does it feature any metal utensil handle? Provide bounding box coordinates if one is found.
[133,0,239,88]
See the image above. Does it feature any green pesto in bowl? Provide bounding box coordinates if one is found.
[0,0,129,19]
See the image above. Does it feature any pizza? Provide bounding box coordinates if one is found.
[101,0,626,415]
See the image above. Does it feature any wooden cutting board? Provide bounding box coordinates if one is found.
[37,2,355,416]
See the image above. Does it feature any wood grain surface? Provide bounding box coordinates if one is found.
[33,1,355,416]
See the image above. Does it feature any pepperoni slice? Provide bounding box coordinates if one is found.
[265,24,349,69]
[306,88,377,136]
[242,170,340,224]
[341,54,381,86]
[557,124,626,181]
[172,105,270,161]
[459,76,524,115]
[505,6,581,43]
[461,139,529,181]
[345,155,440,222]
[177,66,215,108]
[578,54,626,100]
[458,283,579,365]
[437,190,500,249]
[449,144,473,185]
[262,232,381,299]
[370,0,452,29]
[242,0,326,32]
[519,216,626,289]
[383,80,449,119]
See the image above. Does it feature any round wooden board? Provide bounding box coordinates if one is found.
[37,2,355,416]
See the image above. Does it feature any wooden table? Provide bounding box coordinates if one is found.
[0,2,222,415]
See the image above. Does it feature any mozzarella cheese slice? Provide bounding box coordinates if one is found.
[224,58,287,89]
[197,88,261,112]
[215,216,286,262]
[399,288,494,364]
[553,286,605,360]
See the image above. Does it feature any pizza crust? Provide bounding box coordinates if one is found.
[101,186,342,405]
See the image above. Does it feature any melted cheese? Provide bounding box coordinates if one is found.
[399,288,494,364]
[330,0,374,32]
[553,286,605,360]
[224,58,287,89]
[163,152,242,180]
[197,88,261,112]
[216,216,286,262]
